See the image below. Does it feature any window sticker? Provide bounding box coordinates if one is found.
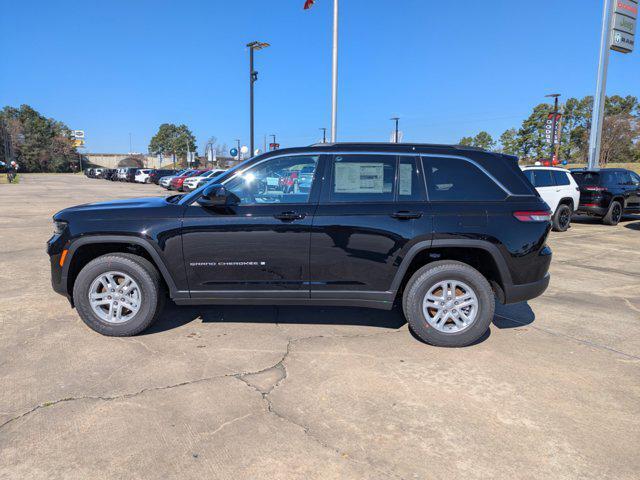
[399,162,413,196]
[334,163,384,193]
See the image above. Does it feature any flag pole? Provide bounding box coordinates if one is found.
[331,0,339,142]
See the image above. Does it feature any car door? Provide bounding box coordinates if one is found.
[309,153,429,302]
[181,153,324,299]
[628,171,640,209]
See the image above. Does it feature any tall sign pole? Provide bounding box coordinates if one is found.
[588,0,637,170]
[331,0,339,142]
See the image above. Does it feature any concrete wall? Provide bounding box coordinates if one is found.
[83,153,242,170]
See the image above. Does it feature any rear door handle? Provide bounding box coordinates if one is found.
[274,211,306,221]
[391,211,423,220]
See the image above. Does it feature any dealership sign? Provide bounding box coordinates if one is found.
[610,0,637,53]
[544,114,562,145]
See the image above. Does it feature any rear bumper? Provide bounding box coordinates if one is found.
[502,273,550,304]
[576,205,607,216]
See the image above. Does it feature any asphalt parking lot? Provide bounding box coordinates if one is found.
[1,173,639,479]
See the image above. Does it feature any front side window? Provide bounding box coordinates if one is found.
[424,157,506,201]
[629,172,640,186]
[223,155,319,205]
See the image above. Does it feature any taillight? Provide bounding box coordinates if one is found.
[583,186,606,192]
[513,211,552,222]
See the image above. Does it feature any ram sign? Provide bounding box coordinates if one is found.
[610,0,637,53]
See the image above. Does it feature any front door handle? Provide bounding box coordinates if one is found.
[274,211,306,221]
[391,211,423,220]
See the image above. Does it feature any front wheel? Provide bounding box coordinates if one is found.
[552,204,572,232]
[402,261,495,347]
[73,253,165,336]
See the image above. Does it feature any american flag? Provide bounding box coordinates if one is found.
[303,0,315,9]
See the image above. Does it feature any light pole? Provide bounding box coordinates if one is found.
[390,117,400,143]
[270,134,277,150]
[235,139,241,161]
[319,127,327,143]
[545,94,561,163]
[247,41,270,158]
[331,0,339,142]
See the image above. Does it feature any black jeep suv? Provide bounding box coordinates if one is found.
[47,143,552,347]
[572,168,640,225]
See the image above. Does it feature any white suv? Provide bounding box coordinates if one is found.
[521,166,580,232]
[134,169,153,183]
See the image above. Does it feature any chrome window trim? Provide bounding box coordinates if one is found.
[186,149,530,204]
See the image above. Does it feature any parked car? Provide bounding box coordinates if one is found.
[48,142,552,347]
[182,169,225,192]
[159,169,192,188]
[100,169,116,180]
[116,168,130,181]
[134,169,154,183]
[572,168,640,225]
[125,168,141,182]
[521,166,580,232]
[169,170,205,191]
[149,169,178,185]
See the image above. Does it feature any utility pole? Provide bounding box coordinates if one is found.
[390,117,400,143]
[236,139,241,161]
[331,0,339,142]
[545,94,561,163]
[247,41,270,158]
[270,134,276,150]
[129,132,132,153]
[319,127,327,143]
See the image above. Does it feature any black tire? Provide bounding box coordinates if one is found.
[552,204,572,232]
[402,261,495,347]
[603,200,623,226]
[73,253,165,336]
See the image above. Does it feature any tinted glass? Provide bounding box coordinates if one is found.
[533,169,555,187]
[425,157,506,201]
[630,172,640,185]
[398,157,426,202]
[602,171,618,185]
[523,170,535,185]
[330,154,396,202]
[225,155,319,205]
[572,172,600,186]
[552,170,570,186]
[617,171,633,185]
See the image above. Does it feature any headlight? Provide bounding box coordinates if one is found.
[53,220,67,235]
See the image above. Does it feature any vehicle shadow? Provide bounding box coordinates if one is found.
[572,213,640,225]
[493,301,535,329]
[143,302,407,335]
[624,220,640,231]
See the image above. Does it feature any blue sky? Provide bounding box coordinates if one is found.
[1,0,638,154]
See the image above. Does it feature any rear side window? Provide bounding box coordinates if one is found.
[532,170,555,187]
[552,170,570,186]
[331,154,396,202]
[424,157,507,201]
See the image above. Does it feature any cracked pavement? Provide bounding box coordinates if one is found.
[1,174,639,479]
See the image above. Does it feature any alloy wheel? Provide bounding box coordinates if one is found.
[88,271,142,323]
[422,280,479,333]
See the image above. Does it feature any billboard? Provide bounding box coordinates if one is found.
[610,0,637,53]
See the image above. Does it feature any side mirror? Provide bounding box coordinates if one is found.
[197,184,240,208]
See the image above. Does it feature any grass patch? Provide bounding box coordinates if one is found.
[0,174,19,184]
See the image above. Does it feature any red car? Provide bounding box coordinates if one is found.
[169,170,207,191]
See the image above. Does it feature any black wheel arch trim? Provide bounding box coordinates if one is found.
[389,239,514,295]
[62,235,182,298]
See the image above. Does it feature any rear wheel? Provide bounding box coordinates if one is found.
[402,261,495,347]
[552,204,572,232]
[603,200,623,226]
[73,253,165,336]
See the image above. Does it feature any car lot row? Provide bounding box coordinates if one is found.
[522,165,640,229]
[84,167,226,192]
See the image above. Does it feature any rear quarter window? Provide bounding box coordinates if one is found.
[552,170,570,186]
[424,157,507,201]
